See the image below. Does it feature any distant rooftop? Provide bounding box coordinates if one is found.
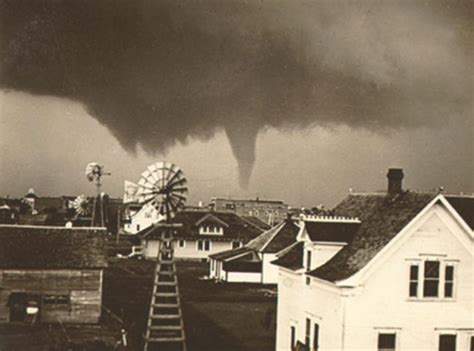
[211,197,286,204]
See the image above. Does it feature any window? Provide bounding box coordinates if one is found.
[306,277,311,286]
[232,241,241,249]
[409,265,419,297]
[444,265,454,298]
[439,334,456,351]
[423,261,440,297]
[43,295,70,305]
[378,333,396,351]
[409,260,456,299]
[305,318,311,348]
[306,250,312,271]
[197,240,210,251]
[290,326,296,350]
[313,323,320,351]
[136,224,140,231]
[177,240,185,248]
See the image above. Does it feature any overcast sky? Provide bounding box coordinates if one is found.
[0,0,472,207]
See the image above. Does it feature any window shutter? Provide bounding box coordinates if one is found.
[444,265,454,298]
[409,265,419,297]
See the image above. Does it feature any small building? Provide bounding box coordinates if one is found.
[123,203,163,234]
[210,197,290,226]
[138,210,265,260]
[0,225,107,324]
[273,169,474,351]
[209,217,300,284]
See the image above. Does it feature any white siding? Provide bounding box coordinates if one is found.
[226,271,262,283]
[276,269,344,351]
[303,242,345,271]
[262,254,279,284]
[142,239,159,259]
[276,202,473,351]
[143,239,234,260]
[343,204,473,351]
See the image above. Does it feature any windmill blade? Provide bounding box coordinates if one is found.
[171,193,187,201]
[168,197,180,214]
[167,177,187,189]
[137,179,156,192]
[163,163,175,182]
[166,169,183,189]
[170,187,188,194]
[147,164,161,184]
[139,195,155,205]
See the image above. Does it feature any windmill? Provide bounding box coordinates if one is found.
[71,195,89,216]
[129,162,188,351]
[85,162,110,227]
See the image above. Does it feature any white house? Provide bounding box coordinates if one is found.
[208,217,300,284]
[273,169,473,351]
[123,203,163,234]
[137,210,265,260]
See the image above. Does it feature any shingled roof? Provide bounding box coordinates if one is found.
[271,242,304,270]
[308,192,435,282]
[258,220,300,253]
[305,221,360,243]
[0,225,108,269]
[445,195,474,230]
[139,210,263,241]
[208,246,253,260]
[241,215,272,231]
[209,220,299,261]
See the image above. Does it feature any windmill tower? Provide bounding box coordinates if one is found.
[85,163,110,227]
[127,162,188,351]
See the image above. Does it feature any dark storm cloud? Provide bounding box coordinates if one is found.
[0,0,471,187]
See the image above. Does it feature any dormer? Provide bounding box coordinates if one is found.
[297,215,361,271]
[195,213,228,236]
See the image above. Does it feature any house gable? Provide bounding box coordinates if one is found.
[195,213,229,228]
[308,192,436,283]
[340,201,474,346]
[338,196,473,287]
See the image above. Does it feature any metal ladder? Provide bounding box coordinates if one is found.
[144,224,187,351]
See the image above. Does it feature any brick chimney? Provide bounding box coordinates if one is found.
[387,168,404,194]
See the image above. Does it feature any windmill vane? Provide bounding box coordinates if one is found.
[127,161,188,221]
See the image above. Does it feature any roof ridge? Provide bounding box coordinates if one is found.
[259,221,287,252]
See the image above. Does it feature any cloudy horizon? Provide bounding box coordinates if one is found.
[0,0,472,208]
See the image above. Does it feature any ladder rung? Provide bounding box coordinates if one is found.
[148,325,183,331]
[150,314,181,319]
[157,270,176,275]
[155,281,177,286]
[147,336,185,342]
[152,303,179,308]
[154,292,178,297]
